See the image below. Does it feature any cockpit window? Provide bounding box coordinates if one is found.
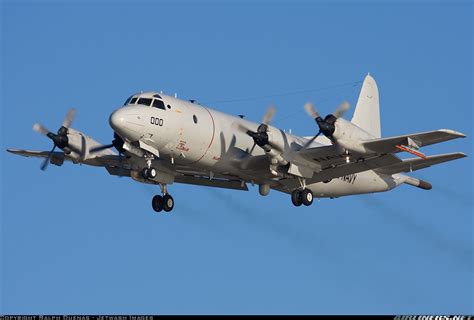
[153,94,162,99]
[130,97,138,104]
[152,99,166,110]
[123,95,133,105]
[137,98,153,106]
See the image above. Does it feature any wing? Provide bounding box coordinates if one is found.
[7,148,68,159]
[362,129,465,154]
[7,148,128,169]
[376,152,467,175]
[8,148,249,191]
[279,128,466,188]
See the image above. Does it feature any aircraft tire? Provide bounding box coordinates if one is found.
[291,190,303,207]
[301,189,313,206]
[163,194,174,212]
[152,195,163,212]
[148,167,157,179]
[142,167,157,179]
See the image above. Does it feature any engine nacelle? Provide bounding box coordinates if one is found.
[50,153,65,166]
[332,118,374,154]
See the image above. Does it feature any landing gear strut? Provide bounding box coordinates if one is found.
[151,184,174,213]
[291,188,313,207]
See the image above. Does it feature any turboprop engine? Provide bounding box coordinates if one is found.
[235,105,288,176]
[303,102,374,155]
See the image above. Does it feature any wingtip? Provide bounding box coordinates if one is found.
[439,129,466,138]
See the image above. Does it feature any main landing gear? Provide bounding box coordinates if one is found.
[291,188,313,207]
[152,184,174,213]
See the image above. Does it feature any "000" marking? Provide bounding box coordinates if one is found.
[150,117,164,126]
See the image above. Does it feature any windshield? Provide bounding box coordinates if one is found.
[137,98,153,106]
[152,99,166,110]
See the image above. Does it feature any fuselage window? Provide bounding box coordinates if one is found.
[167,104,172,109]
[137,98,153,106]
[193,115,198,124]
[130,97,138,104]
[152,99,166,110]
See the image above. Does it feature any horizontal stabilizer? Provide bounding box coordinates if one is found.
[363,129,465,154]
[377,152,467,175]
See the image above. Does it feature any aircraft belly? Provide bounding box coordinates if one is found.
[306,170,396,198]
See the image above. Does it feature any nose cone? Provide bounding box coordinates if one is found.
[109,108,144,142]
[109,109,124,131]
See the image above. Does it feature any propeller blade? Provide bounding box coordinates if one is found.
[62,108,76,128]
[333,101,350,118]
[301,131,321,151]
[249,142,257,154]
[33,123,51,136]
[262,105,276,125]
[232,122,253,134]
[89,143,114,154]
[304,102,320,119]
[41,145,56,171]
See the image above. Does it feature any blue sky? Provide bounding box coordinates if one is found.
[1,0,472,315]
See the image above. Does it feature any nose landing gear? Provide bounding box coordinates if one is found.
[143,167,157,179]
[152,184,174,213]
[142,155,157,179]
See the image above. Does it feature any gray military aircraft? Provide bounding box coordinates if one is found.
[7,74,467,212]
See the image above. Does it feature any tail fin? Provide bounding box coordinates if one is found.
[351,73,381,138]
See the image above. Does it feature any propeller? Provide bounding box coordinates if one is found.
[89,132,127,176]
[235,105,276,153]
[302,101,350,149]
[33,108,76,171]
[89,132,125,154]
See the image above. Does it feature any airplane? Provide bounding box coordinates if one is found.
[7,74,467,213]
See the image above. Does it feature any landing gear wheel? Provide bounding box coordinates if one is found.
[291,189,303,207]
[152,195,163,212]
[142,167,157,179]
[148,167,157,179]
[301,189,313,206]
[163,194,174,212]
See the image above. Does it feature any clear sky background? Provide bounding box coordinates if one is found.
[1,0,472,315]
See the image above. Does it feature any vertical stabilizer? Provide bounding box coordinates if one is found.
[351,73,381,138]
